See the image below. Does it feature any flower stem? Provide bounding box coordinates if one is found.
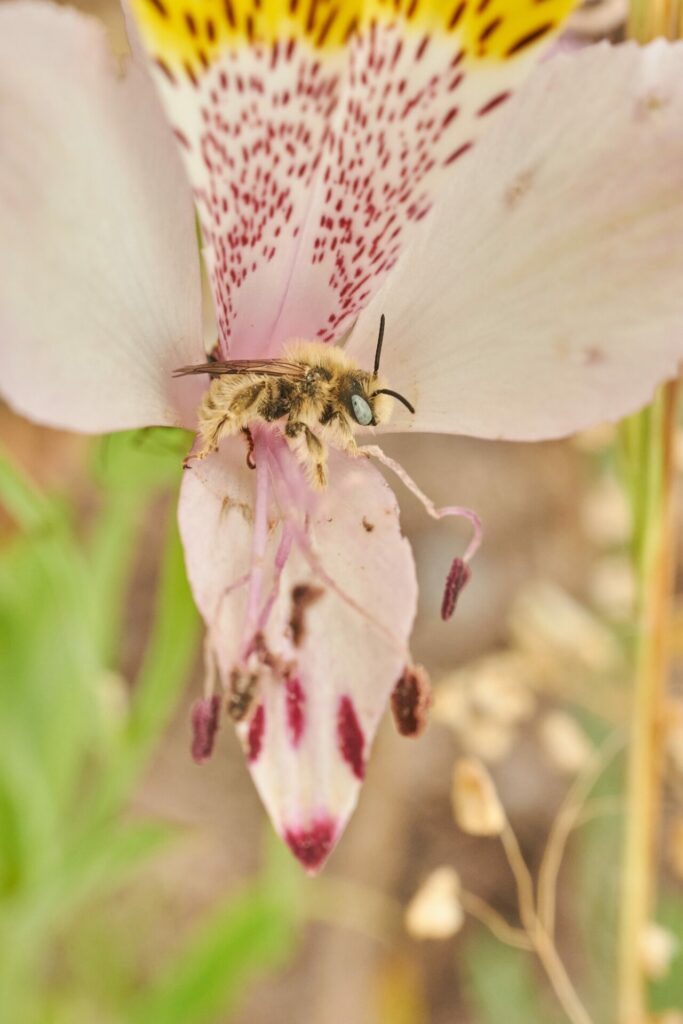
[617,381,678,1023]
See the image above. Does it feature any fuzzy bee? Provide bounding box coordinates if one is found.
[174,316,414,488]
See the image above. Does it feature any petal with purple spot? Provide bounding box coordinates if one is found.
[177,438,417,870]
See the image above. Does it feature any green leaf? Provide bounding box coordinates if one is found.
[89,509,200,819]
[649,890,683,1013]
[87,428,191,663]
[0,445,59,532]
[91,429,191,497]
[462,931,564,1024]
[0,533,101,887]
[128,885,298,1024]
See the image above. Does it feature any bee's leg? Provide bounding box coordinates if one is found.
[188,381,266,467]
[185,413,231,466]
[242,427,256,470]
[320,409,359,456]
[285,420,328,489]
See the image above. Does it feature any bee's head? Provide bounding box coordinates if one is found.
[342,315,415,428]
[348,384,392,427]
[350,314,415,427]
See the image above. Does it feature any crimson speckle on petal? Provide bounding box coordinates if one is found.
[337,694,366,780]
[285,675,306,747]
[246,703,265,762]
[284,817,338,873]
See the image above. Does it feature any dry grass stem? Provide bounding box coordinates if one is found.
[500,824,595,1024]
[538,730,625,938]
[460,890,533,951]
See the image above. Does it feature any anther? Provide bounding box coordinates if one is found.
[391,664,432,737]
[190,694,221,764]
[441,557,471,621]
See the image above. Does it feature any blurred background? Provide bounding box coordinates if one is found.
[2,1,683,1023]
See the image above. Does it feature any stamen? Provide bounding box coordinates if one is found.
[359,444,483,563]
[267,440,413,662]
[241,428,271,658]
[391,664,432,737]
[190,694,221,764]
[441,557,471,621]
[253,520,295,637]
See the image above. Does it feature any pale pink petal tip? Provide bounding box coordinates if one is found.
[441,558,471,621]
[284,817,339,875]
[178,445,418,873]
[190,695,221,764]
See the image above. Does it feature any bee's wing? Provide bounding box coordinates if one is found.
[173,359,306,379]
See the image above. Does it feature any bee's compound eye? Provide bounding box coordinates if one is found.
[351,393,373,426]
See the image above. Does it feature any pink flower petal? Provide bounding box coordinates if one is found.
[347,41,683,440]
[178,440,417,871]
[0,3,204,434]
[127,0,573,358]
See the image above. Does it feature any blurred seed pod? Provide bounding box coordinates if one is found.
[539,711,594,774]
[404,866,464,940]
[580,474,632,547]
[640,923,679,980]
[434,652,537,763]
[452,757,505,837]
[588,555,636,620]
[509,581,623,676]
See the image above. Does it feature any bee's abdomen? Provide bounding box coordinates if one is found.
[260,378,296,422]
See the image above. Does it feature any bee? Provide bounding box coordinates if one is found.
[174,316,415,488]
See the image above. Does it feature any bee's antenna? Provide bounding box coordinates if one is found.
[371,388,415,415]
[373,314,386,378]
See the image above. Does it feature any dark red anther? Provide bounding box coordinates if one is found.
[190,694,221,764]
[441,557,471,621]
[391,664,432,738]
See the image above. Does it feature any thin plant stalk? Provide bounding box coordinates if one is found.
[608,4,680,1015]
[617,380,678,1023]
[500,824,595,1024]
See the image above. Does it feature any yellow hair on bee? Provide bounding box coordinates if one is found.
[181,335,407,488]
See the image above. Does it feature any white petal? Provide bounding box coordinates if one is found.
[126,0,573,358]
[178,440,417,871]
[347,41,683,440]
[0,2,204,434]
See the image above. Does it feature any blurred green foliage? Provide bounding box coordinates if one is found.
[650,891,683,1014]
[0,430,300,1024]
[463,931,564,1024]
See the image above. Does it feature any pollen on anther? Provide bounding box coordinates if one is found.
[441,558,471,621]
[391,665,432,737]
[190,694,221,764]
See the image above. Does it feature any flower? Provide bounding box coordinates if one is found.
[2,1,683,872]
